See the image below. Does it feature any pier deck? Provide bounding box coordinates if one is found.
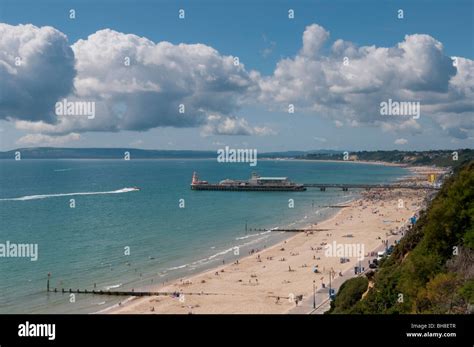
[302,183,438,191]
[192,183,438,192]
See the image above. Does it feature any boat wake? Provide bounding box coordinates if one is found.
[0,188,140,201]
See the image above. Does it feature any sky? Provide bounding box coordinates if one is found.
[0,0,473,151]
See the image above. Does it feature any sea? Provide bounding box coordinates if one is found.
[0,159,408,313]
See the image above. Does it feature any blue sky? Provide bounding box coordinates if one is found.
[0,0,473,151]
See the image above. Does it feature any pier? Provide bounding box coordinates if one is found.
[302,183,439,191]
[191,183,437,192]
[191,184,306,191]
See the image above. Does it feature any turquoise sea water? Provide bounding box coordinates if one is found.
[0,159,408,313]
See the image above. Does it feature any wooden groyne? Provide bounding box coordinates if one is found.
[45,273,226,297]
[273,228,329,232]
[47,287,226,297]
[247,228,330,233]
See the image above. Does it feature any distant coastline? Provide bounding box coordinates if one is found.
[267,158,406,167]
[1,147,472,169]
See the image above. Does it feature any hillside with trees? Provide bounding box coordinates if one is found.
[300,149,474,169]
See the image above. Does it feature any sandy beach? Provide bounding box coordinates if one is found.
[107,166,444,314]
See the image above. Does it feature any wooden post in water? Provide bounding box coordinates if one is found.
[47,272,51,292]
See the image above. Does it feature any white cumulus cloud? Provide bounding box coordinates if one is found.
[394,138,408,145]
[6,26,257,137]
[257,24,473,139]
[0,23,75,123]
[201,114,275,136]
[16,133,80,146]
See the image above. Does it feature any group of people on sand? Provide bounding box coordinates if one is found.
[249,248,260,255]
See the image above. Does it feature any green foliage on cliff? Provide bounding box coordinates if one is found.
[327,277,369,314]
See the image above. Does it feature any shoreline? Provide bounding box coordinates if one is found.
[106,164,441,314]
